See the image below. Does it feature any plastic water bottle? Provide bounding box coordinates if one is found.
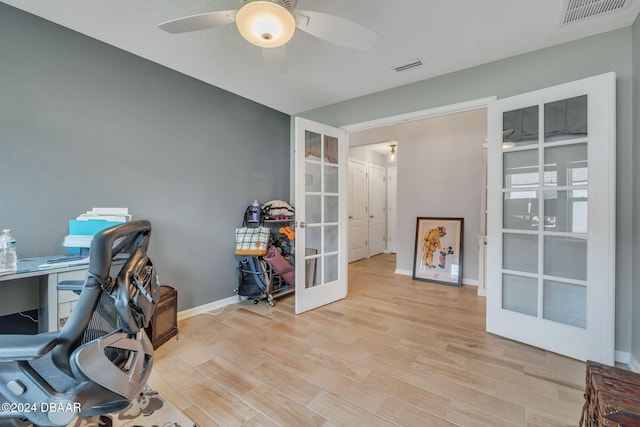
[0,229,17,272]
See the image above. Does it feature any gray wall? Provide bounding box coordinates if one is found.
[0,4,290,311]
[301,28,635,354]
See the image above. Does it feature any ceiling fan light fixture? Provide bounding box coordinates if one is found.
[236,1,296,48]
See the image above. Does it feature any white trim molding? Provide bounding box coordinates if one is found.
[177,295,239,321]
[342,97,497,133]
[627,353,640,373]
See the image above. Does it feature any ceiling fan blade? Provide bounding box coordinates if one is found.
[158,10,238,34]
[294,9,377,50]
[262,46,288,74]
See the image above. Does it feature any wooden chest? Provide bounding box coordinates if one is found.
[145,285,179,349]
[581,361,640,426]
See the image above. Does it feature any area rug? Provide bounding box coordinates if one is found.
[70,385,196,427]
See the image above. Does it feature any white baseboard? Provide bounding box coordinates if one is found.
[177,295,239,321]
[615,350,631,366]
[613,351,640,373]
[394,268,477,288]
[627,353,640,372]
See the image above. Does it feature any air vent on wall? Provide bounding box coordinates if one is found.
[394,58,423,72]
[562,0,629,24]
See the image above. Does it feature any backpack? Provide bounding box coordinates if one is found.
[237,256,270,301]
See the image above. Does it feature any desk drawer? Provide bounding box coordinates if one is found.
[56,270,86,328]
[57,270,87,282]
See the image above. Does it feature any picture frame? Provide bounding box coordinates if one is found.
[412,217,463,286]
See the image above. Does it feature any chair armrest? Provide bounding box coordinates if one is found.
[57,280,84,292]
[0,332,59,361]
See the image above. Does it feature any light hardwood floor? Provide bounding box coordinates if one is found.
[148,254,586,426]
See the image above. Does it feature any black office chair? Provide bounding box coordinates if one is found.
[0,220,159,426]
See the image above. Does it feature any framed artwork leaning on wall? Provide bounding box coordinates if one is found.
[412,217,463,286]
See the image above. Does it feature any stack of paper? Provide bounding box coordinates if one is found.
[63,235,93,248]
[76,207,132,223]
[64,208,132,253]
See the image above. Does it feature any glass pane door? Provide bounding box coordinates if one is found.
[501,96,588,327]
[486,73,616,364]
[295,118,347,314]
[303,130,340,288]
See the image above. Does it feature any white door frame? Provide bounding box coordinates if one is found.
[342,97,497,133]
[387,166,398,254]
[340,97,496,274]
[290,97,496,304]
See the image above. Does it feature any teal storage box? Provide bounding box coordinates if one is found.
[69,220,121,235]
[66,220,122,255]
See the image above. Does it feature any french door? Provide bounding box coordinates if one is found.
[486,73,616,364]
[294,117,348,314]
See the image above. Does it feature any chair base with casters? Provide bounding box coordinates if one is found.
[0,220,158,426]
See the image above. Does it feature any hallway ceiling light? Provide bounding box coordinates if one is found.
[390,144,397,161]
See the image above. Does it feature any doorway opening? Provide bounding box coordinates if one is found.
[344,97,493,287]
[348,143,397,263]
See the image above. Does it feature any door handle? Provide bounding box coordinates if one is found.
[298,221,307,229]
[349,216,353,219]
[370,215,374,218]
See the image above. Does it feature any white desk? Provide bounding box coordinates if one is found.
[0,257,90,332]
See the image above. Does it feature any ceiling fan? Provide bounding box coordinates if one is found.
[158,0,377,51]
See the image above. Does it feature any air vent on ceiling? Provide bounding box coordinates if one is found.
[394,58,423,72]
[562,0,629,24]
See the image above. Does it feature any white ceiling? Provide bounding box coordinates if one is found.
[3,0,639,115]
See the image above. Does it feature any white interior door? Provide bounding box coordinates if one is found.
[387,167,398,253]
[368,164,386,256]
[486,72,616,364]
[295,117,348,314]
[348,160,368,262]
